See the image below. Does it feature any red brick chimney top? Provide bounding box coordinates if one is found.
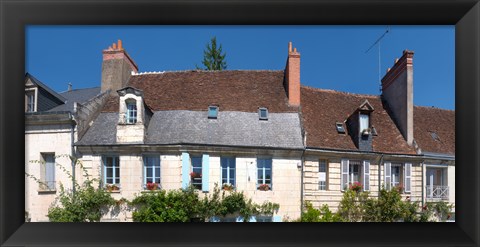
[102,39,138,72]
[381,49,414,91]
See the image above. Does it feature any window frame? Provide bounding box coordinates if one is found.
[25,89,36,112]
[318,159,328,191]
[125,100,137,124]
[258,107,268,120]
[103,155,120,187]
[40,153,56,191]
[143,155,161,188]
[221,156,236,187]
[257,157,272,190]
[359,113,370,133]
[190,156,203,190]
[391,163,403,188]
[349,160,362,185]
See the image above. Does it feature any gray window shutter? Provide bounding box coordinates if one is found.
[341,159,349,191]
[404,163,412,193]
[384,162,391,190]
[363,160,370,191]
[45,154,55,190]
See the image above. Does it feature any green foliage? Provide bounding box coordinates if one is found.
[337,189,369,222]
[47,181,116,222]
[421,201,454,222]
[197,36,227,70]
[130,186,200,222]
[130,184,279,222]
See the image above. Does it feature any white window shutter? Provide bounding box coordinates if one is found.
[404,163,412,193]
[341,159,349,191]
[384,162,391,190]
[363,160,370,191]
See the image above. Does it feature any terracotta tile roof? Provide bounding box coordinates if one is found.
[414,106,455,155]
[102,70,298,113]
[301,86,416,154]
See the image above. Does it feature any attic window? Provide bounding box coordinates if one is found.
[259,108,268,120]
[359,113,370,135]
[126,100,137,124]
[336,122,346,134]
[208,106,218,119]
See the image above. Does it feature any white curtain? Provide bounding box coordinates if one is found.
[360,114,369,132]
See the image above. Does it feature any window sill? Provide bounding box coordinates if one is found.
[37,189,56,194]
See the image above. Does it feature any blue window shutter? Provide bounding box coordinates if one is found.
[273,216,282,222]
[202,154,210,192]
[181,153,190,189]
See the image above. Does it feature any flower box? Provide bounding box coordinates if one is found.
[258,184,270,191]
[349,182,362,193]
[190,172,202,179]
[146,182,159,191]
[222,183,234,191]
[105,184,120,192]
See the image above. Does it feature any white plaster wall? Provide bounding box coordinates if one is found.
[25,125,74,222]
[89,154,301,222]
[448,165,455,208]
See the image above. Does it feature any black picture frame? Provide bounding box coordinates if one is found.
[1,0,479,246]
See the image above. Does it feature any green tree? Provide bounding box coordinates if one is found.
[197,36,227,70]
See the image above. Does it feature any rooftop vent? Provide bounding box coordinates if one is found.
[208,106,218,119]
[429,131,440,141]
[371,126,378,136]
[259,107,268,120]
[335,122,346,134]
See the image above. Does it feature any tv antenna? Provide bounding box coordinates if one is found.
[365,26,390,92]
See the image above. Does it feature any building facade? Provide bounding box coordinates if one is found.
[25,40,455,222]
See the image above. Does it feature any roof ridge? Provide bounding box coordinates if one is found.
[414,105,455,112]
[59,86,101,94]
[301,85,379,99]
[131,69,284,76]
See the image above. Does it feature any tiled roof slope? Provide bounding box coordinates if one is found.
[301,86,416,154]
[102,70,298,113]
[48,87,101,112]
[76,111,304,149]
[414,106,455,155]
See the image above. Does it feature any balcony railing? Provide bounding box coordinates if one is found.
[426,185,449,200]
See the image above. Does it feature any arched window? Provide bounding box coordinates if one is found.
[126,99,137,124]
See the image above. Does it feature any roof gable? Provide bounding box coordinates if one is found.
[25,73,66,102]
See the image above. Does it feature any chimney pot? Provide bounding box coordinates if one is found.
[294,47,297,53]
[288,42,292,53]
[118,39,123,50]
[112,43,117,49]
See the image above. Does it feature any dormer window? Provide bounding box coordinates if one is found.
[259,107,268,120]
[208,106,218,119]
[26,90,36,112]
[359,113,370,135]
[126,100,137,124]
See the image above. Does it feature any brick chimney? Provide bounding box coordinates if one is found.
[381,50,414,145]
[284,42,301,106]
[101,40,138,95]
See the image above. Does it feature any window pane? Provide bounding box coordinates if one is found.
[360,114,369,131]
[115,157,119,167]
[146,177,153,183]
[155,167,160,177]
[106,157,113,167]
[107,168,113,178]
[146,168,153,177]
[115,167,120,178]
[222,168,227,180]
[229,170,235,180]
[154,178,160,183]
[106,178,113,184]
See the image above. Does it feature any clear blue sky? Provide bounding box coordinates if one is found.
[26,26,455,110]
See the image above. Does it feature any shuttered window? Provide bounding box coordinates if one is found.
[384,162,391,190]
[363,160,370,191]
[404,163,412,193]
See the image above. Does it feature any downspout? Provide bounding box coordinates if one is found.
[421,159,425,207]
[69,111,76,194]
[300,149,305,217]
[377,154,384,198]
